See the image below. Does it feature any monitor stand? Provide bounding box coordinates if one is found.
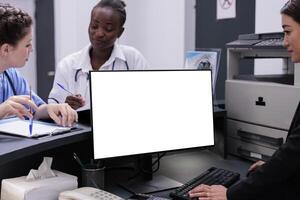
[119,154,182,194]
[120,175,182,194]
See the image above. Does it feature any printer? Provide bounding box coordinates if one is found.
[225,32,300,161]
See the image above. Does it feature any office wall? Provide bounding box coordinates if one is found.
[35,0,56,101]
[54,0,98,63]
[54,0,195,69]
[256,0,283,32]
[120,0,195,68]
[255,0,285,75]
[196,0,256,101]
[5,0,37,91]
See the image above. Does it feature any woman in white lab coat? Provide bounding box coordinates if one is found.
[48,0,148,110]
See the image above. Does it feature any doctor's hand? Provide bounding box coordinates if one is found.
[189,184,227,200]
[35,103,78,127]
[47,103,78,127]
[0,95,38,120]
[65,94,85,110]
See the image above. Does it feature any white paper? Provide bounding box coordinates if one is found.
[0,118,71,138]
[217,0,236,20]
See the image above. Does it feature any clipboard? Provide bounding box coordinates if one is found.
[0,118,73,138]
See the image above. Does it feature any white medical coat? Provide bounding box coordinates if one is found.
[48,44,148,110]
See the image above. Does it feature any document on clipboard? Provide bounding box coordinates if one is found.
[0,118,72,138]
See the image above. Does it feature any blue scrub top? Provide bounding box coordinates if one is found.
[0,68,45,106]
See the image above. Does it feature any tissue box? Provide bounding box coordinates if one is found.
[1,170,77,200]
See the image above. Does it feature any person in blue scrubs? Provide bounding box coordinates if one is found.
[0,3,77,127]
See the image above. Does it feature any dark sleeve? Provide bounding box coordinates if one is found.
[227,124,300,200]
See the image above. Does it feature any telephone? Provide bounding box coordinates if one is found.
[59,187,124,200]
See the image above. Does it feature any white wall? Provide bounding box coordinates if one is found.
[54,0,195,69]
[54,0,98,63]
[185,0,196,56]
[5,0,37,91]
[120,0,195,69]
[255,0,286,75]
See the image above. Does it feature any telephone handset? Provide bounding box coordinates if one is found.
[59,187,124,200]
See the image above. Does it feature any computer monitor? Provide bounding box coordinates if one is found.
[90,69,215,192]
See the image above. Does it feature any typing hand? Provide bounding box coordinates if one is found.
[0,95,38,120]
[65,94,85,110]
[247,160,265,176]
[189,184,228,200]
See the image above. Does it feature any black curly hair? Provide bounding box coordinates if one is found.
[94,0,127,27]
[0,3,32,46]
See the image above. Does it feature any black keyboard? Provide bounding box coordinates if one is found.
[169,167,240,200]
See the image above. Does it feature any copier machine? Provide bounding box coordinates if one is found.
[226,32,300,161]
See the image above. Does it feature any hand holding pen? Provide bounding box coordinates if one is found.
[56,82,85,110]
[0,95,38,120]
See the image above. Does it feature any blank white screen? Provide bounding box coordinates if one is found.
[90,70,214,159]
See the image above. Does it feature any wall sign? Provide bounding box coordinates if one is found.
[217,0,236,20]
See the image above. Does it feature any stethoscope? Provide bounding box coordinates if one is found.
[74,60,129,82]
[2,71,17,102]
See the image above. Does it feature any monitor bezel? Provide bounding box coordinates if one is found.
[89,69,215,160]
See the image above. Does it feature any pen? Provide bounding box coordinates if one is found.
[29,118,33,136]
[56,82,74,95]
[73,152,85,168]
[29,86,33,136]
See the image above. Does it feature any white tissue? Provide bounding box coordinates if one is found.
[26,157,56,181]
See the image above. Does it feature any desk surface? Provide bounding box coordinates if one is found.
[109,149,252,199]
[158,149,250,182]
[0,124,91,166]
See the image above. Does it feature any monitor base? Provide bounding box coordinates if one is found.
[120,175,182,194]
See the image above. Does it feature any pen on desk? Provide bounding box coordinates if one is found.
[29,86,33,136]
[56,82,74,95]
